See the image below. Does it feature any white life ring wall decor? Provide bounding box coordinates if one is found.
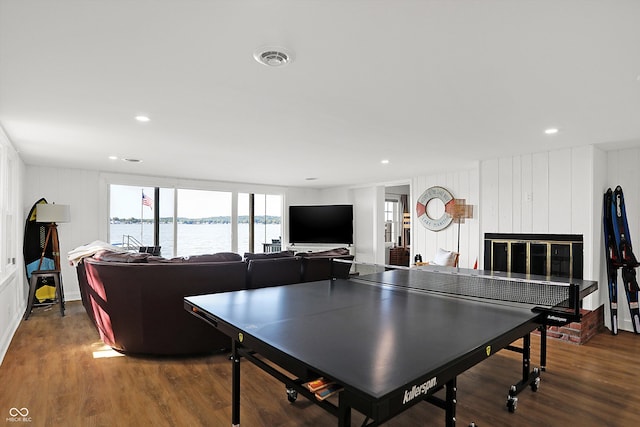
[416,186,455,231]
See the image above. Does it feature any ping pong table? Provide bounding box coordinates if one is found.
[184,262,597,427]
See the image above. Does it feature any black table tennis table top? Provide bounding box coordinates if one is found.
[185,268,594,401]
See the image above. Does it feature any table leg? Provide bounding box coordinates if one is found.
[539,325,547,371]
[232,340,240,427]
[445,378,457,427]
[506,332,541,412]
[522,333,531,382]
[338,396,351,427]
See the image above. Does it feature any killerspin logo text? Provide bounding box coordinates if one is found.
[402,377,437,405]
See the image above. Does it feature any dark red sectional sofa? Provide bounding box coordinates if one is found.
[76,248,353,356]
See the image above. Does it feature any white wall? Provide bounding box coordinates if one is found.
[593,147,608,323]
[0,130,25,366]
[412,167,481,269]
[351,186,385,264]
[24,167,101,302]
[318,187,352,204]
[480,145,602,311]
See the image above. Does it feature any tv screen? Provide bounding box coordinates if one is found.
[289,205,353,244]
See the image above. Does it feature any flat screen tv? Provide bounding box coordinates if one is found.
[289,205,353,244]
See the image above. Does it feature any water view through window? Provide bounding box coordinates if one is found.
[109,185,281,257]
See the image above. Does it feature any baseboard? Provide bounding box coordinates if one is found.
[64,290,81,302]
[619,317,635,334]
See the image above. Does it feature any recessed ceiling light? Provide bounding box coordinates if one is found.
[108,156,118,160]
[381,159,390,164]
[544,128,559,135]
[135,115,150,122]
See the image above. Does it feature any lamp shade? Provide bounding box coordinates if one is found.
[36,204,71,223]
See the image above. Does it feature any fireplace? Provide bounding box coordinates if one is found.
[484,233,604,344]
[484,233,583,279]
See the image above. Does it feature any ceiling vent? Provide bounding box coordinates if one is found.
[253,48,293,67]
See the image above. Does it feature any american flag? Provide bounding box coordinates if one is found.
[142,191,153,209]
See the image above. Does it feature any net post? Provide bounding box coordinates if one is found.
[569,283,580,319]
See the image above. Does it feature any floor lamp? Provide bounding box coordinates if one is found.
[447,199,474,255]
[36,203,71,271]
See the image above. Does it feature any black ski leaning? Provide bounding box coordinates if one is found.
[603,185,640,334]
[603,189,619,334]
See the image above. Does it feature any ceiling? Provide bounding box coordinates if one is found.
[1,1,639,189]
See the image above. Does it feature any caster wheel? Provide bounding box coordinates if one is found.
[507,396,518,413]
[530,376,541,392]
[286,387,298,403]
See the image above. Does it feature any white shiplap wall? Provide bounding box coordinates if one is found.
[480,145,602,312]
[412,167,481,269]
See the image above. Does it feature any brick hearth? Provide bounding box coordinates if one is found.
[534,305,605,344]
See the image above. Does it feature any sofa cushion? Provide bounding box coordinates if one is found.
[301,255,354,282]
[145,252,243,263]
[244,250,295,260]
[93,250,150,263]
[246,257,303,289]
[296,247,351,257]
[182,252,243,263]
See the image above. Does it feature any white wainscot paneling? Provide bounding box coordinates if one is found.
[0,273,22,364]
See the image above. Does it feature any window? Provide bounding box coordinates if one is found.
[238,193,282,254]
[384,199,399,245]
[110,184,281,257]
[176,189,232,256]
[109,185,157,250]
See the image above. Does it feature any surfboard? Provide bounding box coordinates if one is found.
[23,198,56,303]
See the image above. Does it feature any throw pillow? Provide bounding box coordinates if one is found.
[182,252,242,263]
[432,248,457,267]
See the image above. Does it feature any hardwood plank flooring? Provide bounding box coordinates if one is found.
[1,301,639,426]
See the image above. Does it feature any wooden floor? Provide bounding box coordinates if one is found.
[1,301,639,427]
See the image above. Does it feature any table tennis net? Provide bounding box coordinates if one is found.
[332,260,578,310]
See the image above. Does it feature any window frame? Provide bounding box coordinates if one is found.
[103,174,285,257]
[384,197,400,246]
